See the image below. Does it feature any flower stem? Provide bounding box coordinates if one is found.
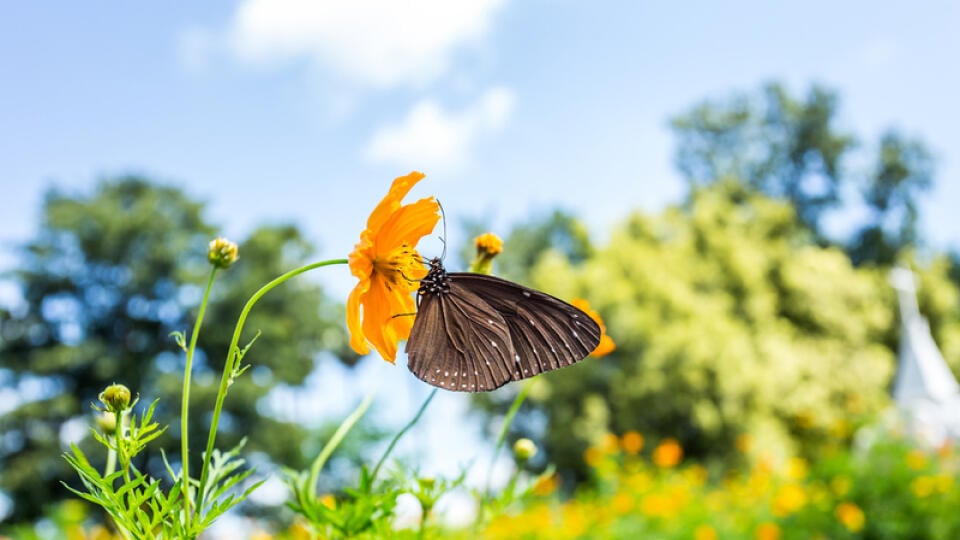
[371,388,437,484]
[197,258,348,508]
[477,380,531,527]
[485,381,531,497]
[307,394,374,498]
[104,419,118,478]
[181,268,218,530]
[115,410,129,483]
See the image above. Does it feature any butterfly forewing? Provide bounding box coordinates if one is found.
[406,281,517,391]
[405,258,602,392]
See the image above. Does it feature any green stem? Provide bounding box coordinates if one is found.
[307,394,374,498]
[104,416,118,478]
[115,410,129,483]
[198,258,348,506]
[370,388,438,484]
[181,268,217,530]
[478,380,531,526]
[485,381,531,496]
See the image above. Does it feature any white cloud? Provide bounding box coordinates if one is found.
[364,87,515,171]
[226,0,507,88]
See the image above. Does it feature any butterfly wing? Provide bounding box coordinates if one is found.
[447,273,602,381]
[406,283,518,392]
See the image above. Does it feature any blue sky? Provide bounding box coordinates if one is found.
[2,0,959,507]
[3,1,958,274]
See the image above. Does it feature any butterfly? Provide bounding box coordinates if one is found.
[405,257,601,392]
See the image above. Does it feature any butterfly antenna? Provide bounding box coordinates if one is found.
[437,199,448,262]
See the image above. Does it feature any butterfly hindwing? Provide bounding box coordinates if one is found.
[447,273,602,380]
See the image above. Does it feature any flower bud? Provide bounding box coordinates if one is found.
[469,232,503,274]
[513,438,538,461]
[99,384,131,414]
[208,237,239,268]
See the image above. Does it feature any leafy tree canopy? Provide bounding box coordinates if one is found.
[477,180,960,483]
[671,82,935,265]
[0,177,353,522]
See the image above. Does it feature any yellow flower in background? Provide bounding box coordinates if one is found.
[905,449,928,471]
[935,473,954,493]
[319,493,336,509]
[470,232,503,274]
[532,472,559,496]
[208,236,238,268]
[621,430,644,454]
[695,524,719,540]
[346,172,440,362]
[599,432,620,454]
[772,483,807,516]
[652,438,683,468]
[571,298,616,357]
[583,446,603,468]
[640,493,672,518]
[612,492,634,514]
[911,475,936,498]
[785,457,809,480]
[835,501,865,532]
[755,522,781,540]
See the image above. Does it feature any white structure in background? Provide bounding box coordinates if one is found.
[890,267,960,446]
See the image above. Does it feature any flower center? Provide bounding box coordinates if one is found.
[373,243,422,291]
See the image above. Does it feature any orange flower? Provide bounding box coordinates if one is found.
[621,431,644,454]
[652,438,683,468]
[571,298,615,357]
[470,232,503,274]
[531,472,560,496]
[474,232,503,256]
[347,172,440,362]
[835,501,865,532]
[755,522,781,540]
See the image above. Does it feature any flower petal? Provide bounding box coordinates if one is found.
[367,172,425,235]
[346,279,371,355]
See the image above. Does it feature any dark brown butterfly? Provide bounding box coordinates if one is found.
[405,257,601,392]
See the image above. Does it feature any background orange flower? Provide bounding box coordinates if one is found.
[571,298,615,357]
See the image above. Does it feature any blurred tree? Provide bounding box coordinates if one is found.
[491,210,593,282]
[671,83,936,265]
[0,178,354,523]
[480,181,912,483]
[671,83,855,238]
[848,131,934,266]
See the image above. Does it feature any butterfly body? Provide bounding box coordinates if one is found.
[406,258,601,392]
